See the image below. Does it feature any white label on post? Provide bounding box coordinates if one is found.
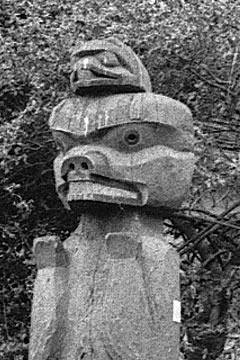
[173,300,181,323]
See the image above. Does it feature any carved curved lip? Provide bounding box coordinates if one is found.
[76,68,120,80]
[71,68,141,92]
[66,176,148,206]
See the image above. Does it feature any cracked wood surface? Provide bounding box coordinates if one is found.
[29,211,180,360]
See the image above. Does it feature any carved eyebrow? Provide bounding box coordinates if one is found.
[72,49,104,58]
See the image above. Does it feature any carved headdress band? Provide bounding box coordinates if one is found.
[49,93,193,137]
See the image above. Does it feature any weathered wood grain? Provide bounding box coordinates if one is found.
[29,40,195,360]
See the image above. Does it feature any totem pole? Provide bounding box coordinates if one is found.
[29,38,195,360]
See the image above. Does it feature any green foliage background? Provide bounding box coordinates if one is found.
[1,0,240,359]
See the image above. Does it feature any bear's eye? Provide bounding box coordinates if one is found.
[123,130,141,146]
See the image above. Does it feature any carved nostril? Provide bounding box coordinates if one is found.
[80,161,89,170]
[69,163,75,171]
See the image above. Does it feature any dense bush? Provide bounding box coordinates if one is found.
[1,0,240,359]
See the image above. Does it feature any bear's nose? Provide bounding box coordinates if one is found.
[70,156,93,171]
[61,155,94,179]
[61,150,110,181]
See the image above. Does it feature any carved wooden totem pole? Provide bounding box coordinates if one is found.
[29,38,195,360]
